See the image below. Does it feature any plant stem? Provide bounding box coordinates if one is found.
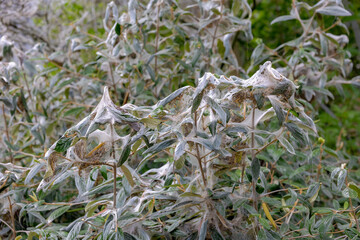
[2,103,13,163]
[209,0,224,71]
[251,106,258,211]
[113,164,117,209]
[211,0,224,52]
[108,62,119,102]
[154,2,160,79]
[194,111,207,187]
[8,196,16,238]
[316,141,324,182]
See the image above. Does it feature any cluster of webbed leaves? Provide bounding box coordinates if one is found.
[250,0,360,106]
[98,0,252,104]
[13,61,321,239]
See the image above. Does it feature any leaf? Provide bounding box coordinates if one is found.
[120,165,134,187]
[25,162,45,185]
[251,157,260,181]
[342,187,359,199]
[118,145,131,166]
[180,192,202,198]
[54,137,73,152]
[259,217,271,230]
[146,65,156,82]
[191,91,204,114]
[348,183,360,198]
[316,6,351,16]
[204,96,227,125]
[251,43,264,62]
[115,23,121,35]
[271,15,296,25]
[156,86,190,108]
[319,33,328,56]
[47,206,70,223]
[262,202,277,229]
[64,107,86,117]
[199,219,208,240]
[174,141,186,161]
[66,221,83,240]
[284,122,307,146]
[209,121,217,136]
[306,183,320,203]
[191,48,201,67]
[99,165,108,180]
[140,117,161,129]
[209,226,225,240]
[211,7,221,15]
[337,169,347,191]
[268,96,285,125]
[192,74,211,114]
[142,139,177,156]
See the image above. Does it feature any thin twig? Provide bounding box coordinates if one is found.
[209,0,224,71]
[251,106,258,211]
[0,218,14,235]
[194,111,207,187]
[154,2,160,78]
[108,62,119,101]
[2,103,13,163]
[316,141,324,181]
[8,196,16,238]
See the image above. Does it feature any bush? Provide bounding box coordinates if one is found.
[0,0,359,239]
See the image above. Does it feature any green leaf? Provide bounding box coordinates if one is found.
[208,121,217,136]
[348,183,360,198]
[306,183,320,203]
[47,206,70,223]
[268,96,285,125]
[118,145,131,166]
[115,23,121,35]
[100,165,108,180]
[284,122,307,146]
[271,15,296,25]
[259,217,271,230]
[192,91,204,114]
[211,8,221,15]
[64,107,86,117]
[157,86,190,108]
[143,139,177,156]
[180,192,202,198]
[120,165,134,187]
[54,137,73,152]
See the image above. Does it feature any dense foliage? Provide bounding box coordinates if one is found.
[0,0,359,239]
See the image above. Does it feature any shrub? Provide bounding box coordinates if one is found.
[0,0,359,239]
